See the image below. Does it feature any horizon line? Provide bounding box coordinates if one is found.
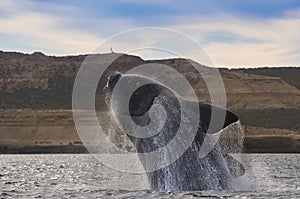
[1,49,299,69]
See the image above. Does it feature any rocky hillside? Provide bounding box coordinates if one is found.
[0,50,299,153]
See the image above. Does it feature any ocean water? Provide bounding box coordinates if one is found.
[0,154,299,198]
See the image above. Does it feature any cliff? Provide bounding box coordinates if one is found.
[0,51,299,153]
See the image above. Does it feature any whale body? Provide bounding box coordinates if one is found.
[104,72,245,190]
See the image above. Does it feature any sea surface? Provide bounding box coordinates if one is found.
[0,154,299,198]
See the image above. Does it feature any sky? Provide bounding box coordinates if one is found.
[0,0,300,68]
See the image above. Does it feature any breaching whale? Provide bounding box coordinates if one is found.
[104,72,245,190]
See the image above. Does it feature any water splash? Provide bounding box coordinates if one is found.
[103,73,248,190]
[105,104,248,191]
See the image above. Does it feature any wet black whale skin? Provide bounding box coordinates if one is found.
[104,72,244,190]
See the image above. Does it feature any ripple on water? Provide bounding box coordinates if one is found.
[0,154,299,198]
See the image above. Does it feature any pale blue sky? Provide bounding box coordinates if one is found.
[0,0,300,67]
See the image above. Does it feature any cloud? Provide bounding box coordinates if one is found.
[205,42,297,67]
[0,0,299,67]
[168,12,300,67]
[0,0,101,54]
[0,13,103,54]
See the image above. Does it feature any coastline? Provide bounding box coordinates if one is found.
[0,109,299,154]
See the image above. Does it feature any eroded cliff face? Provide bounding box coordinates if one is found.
[0,51,299,153]
[0,109,82,153]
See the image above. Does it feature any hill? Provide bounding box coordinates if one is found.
[0,51,299,153]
